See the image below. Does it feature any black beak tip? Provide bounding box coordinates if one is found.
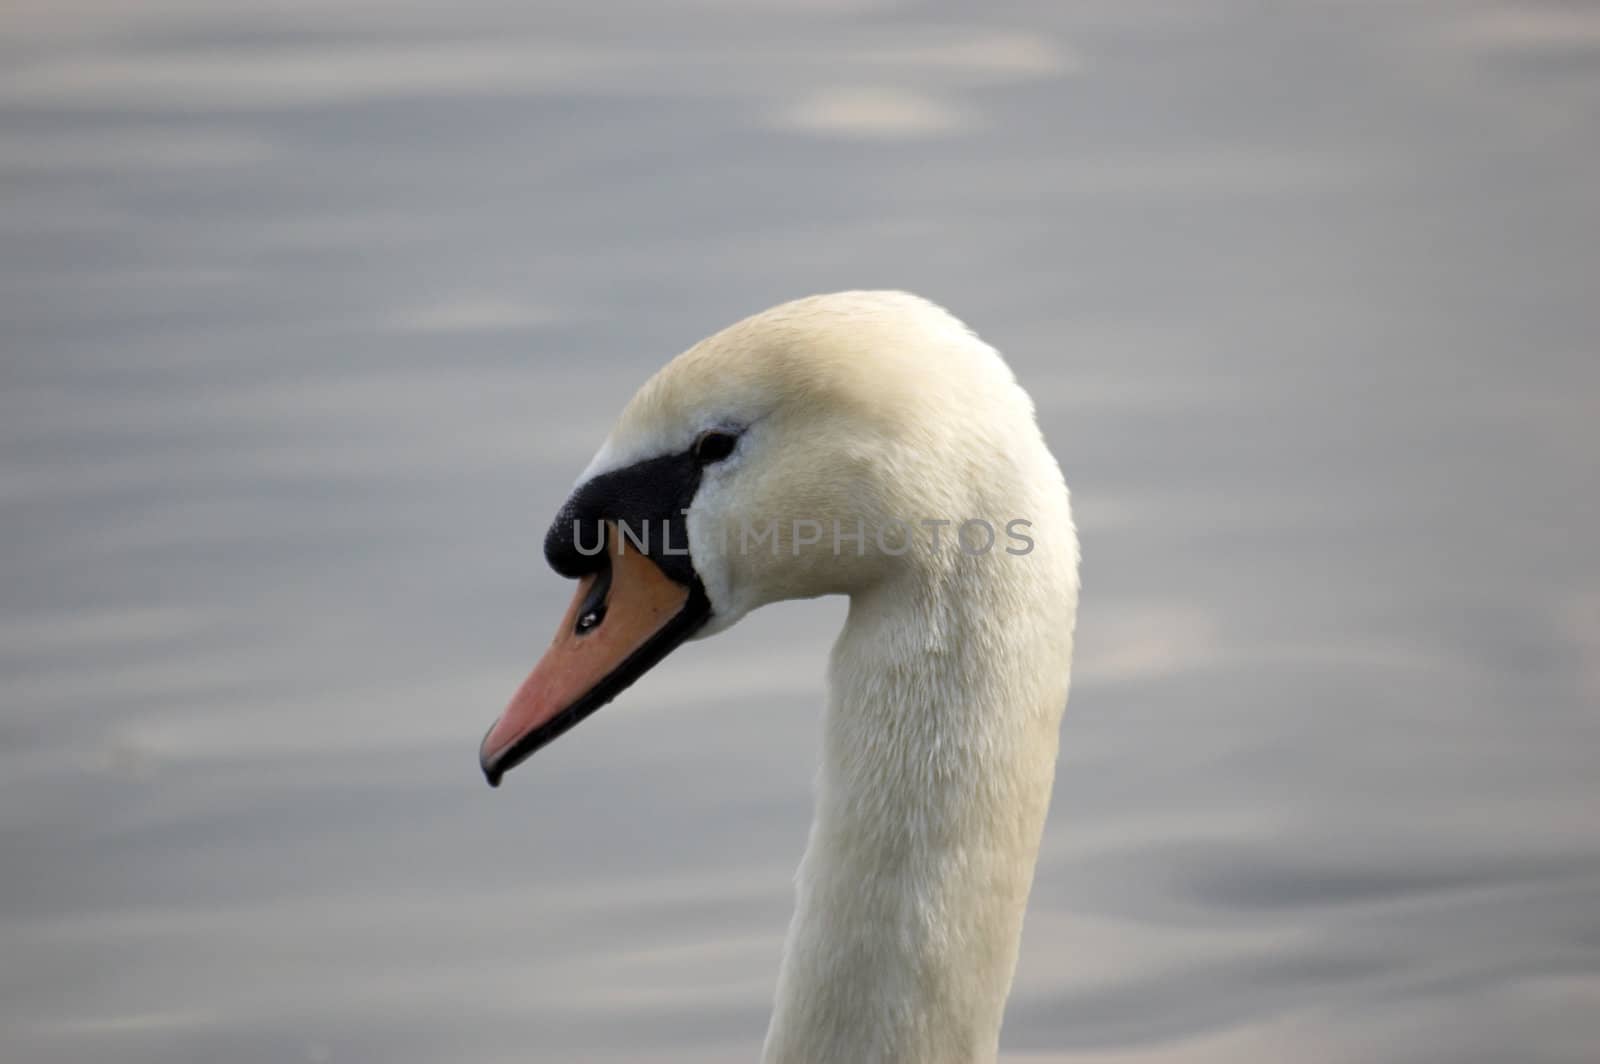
[479,738,505,789]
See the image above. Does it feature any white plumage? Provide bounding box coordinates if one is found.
[584,291,1080,1063]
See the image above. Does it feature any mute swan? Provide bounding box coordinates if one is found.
[480,291,1079,1064]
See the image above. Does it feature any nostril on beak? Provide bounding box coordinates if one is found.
[573,550,613,636]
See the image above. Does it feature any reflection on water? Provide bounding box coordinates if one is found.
[3,2,1598,1061]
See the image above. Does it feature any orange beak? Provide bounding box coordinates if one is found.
[479,521,709,786]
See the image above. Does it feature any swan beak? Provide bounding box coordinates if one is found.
[480,522,709,787]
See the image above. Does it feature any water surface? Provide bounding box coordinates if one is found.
[4,2,1599,1061]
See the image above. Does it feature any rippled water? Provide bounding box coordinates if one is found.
[4,2,1599,1061]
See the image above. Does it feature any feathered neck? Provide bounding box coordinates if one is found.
[761,535,1076,1064]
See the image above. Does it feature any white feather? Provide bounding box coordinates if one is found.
[588,291,1079,1063]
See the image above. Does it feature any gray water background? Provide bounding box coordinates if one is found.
[4,1,1599,1061]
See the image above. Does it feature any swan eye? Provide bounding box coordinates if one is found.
[692,430,738,464]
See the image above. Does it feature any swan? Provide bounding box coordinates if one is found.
[479,291,1079,1063]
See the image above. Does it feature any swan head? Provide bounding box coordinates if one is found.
[480,290,1060,785]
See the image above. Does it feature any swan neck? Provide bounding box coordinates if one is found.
[761,567,1070,1064]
